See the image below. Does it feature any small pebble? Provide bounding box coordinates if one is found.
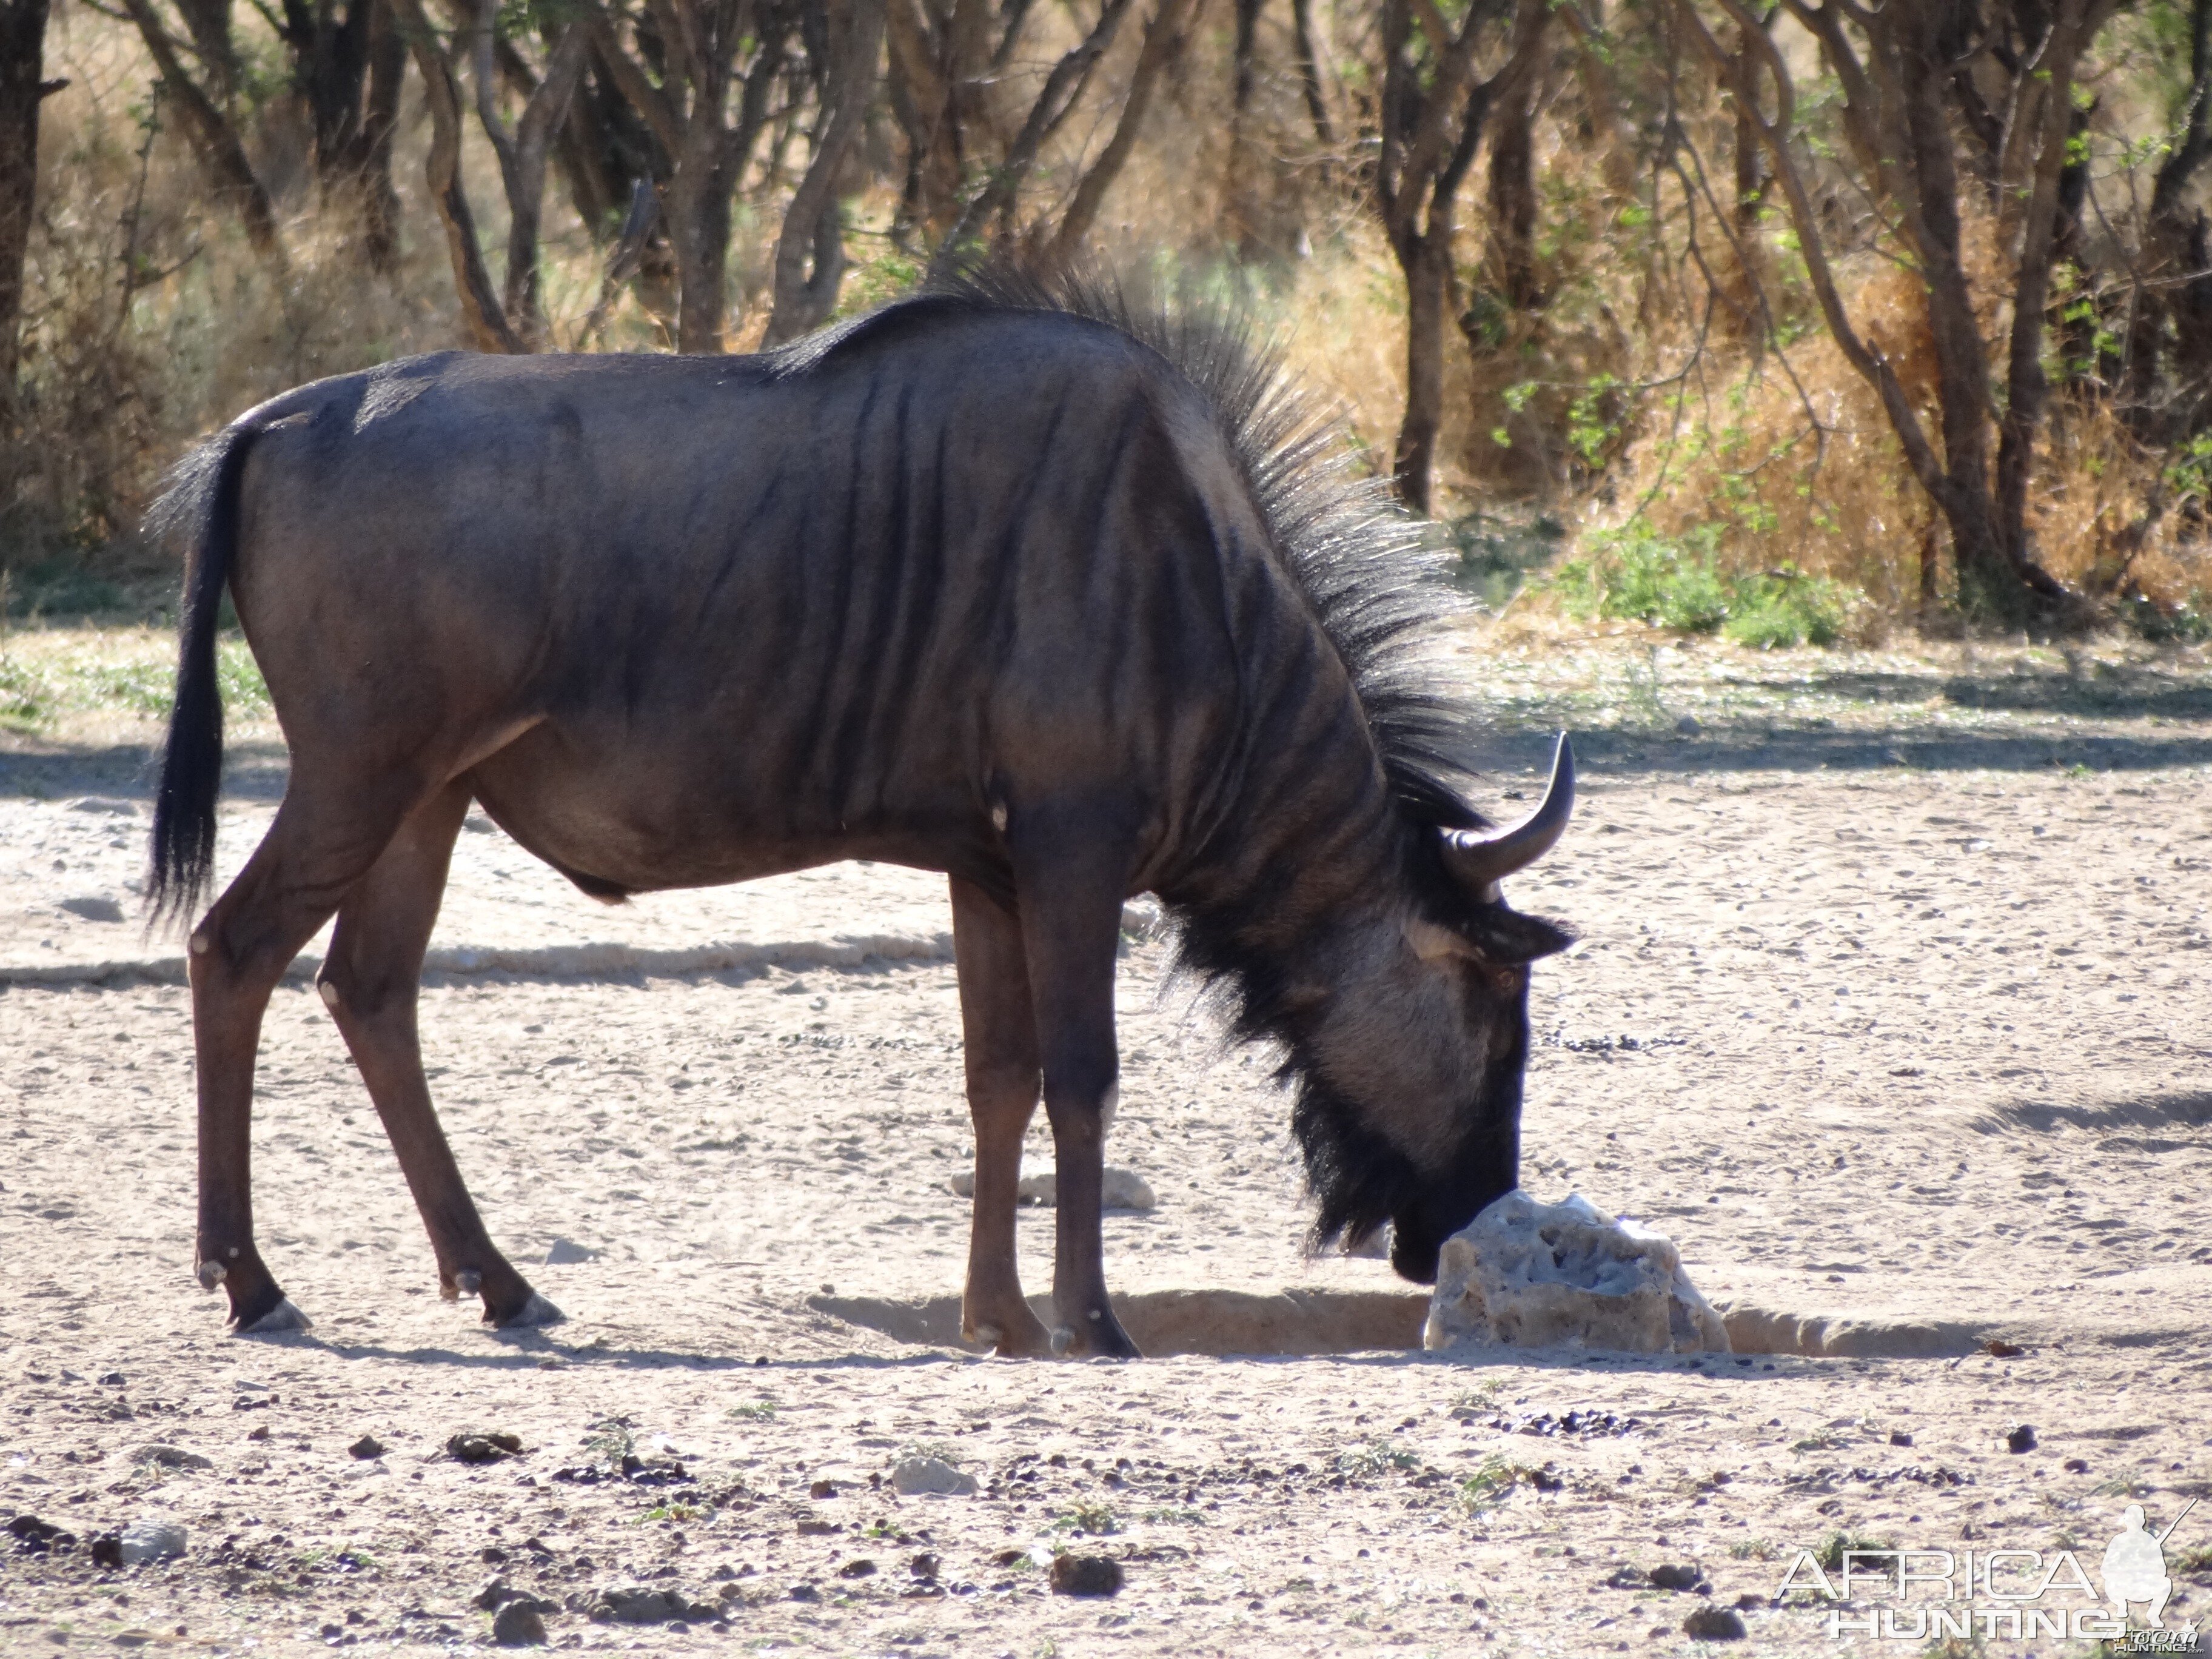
[1648,1563,1703,1592]
[2006,1424,2037,1453]
[348,1435,386,1461]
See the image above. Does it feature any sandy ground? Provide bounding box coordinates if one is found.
[1,629,2209,1656]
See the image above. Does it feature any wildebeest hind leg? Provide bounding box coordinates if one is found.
[317,781,559,1329]
[1010,822,1142,1361]
[190,789,423,1332]
[950,877,1053,1359]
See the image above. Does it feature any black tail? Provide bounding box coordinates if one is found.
[147,424,260,930]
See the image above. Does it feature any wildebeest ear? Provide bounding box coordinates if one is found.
[1404,910,1573,966]
[1460,907,1575,965]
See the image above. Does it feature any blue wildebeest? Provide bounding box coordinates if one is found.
[148,269,1575,1358]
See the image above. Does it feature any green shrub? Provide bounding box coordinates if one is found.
[1553,526,1855,648]
[1721,569,1849,648]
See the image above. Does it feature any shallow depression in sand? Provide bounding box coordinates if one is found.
[810,1286,2009,1359]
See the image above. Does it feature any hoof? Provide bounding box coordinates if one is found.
[454,1269,483,1297]
[235,1297,312,1335]
[490,1292,563,1329]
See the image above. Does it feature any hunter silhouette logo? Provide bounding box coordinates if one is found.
[2103,1500,2196,1631]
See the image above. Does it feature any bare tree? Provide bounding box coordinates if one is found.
[1373,0,1548,513]
[934,0,1139,257]
[394,0,522,351]
[2130,0,2212,432]
[884,0,1007,236]
[1045,0,1198,261]
[1674,0,2113,623]
[0,0,59,392]
[592,0,798,351]
[117,0,283,254]
[763,0,887,345]
[467,0,592,346]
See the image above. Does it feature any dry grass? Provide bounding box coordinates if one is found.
[8,3,2207,637]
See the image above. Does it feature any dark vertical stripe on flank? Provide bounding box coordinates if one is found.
[1084,400,1153,734]
[868,377,948,809]
[836,375,922,825]
[811,367,882,818]
[979,391,1070,692]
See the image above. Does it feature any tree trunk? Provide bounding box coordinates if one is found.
[469,3,590,347]
[172,0,237,99]
[1392,232,1449,515]
[1991,2,2087,574]
[1046,0,1196,262]
[1224,0,1263,246]
[666,131,734,353]
[119,0,282,253]
[1486,59,1538,309]
[278,0,376,188]
[2129,0,2212,428]
[395,0,523,353]
[0,0,50,393]
[1288,0,1331,149]
[934,0,1137,259]
[765,0,887,347]
[886,0,993,236]
[355,0,404,272]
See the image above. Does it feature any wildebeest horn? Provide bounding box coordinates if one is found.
[1444,733,1575,897]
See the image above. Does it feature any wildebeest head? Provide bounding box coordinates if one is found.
[1287,737,1577,1285]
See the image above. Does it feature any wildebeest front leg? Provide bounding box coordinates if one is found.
[1012,825,1141,1360]
[317,782,559,1329]
[950,877,1054,1358]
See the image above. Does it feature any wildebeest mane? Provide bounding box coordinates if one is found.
[790,263,1496,1256]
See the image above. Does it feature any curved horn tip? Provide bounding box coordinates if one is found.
[1441,731,1578,892]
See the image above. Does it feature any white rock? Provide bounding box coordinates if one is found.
[119,1518,187,1565]
[1423,1190,1730,1355]
[889,1456,977,1496]
[543,1237,599,1265]
[943,1168,1156,1211]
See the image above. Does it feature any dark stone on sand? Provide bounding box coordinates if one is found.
[1682,1604,1747,1640]
[448,1432,524,1464]
[839,1558,877,1578]
[491,1601,548,1646]
[909,1552,940,1580]
[1048,1554,1124,1597]
[1649,1563,1704,1592]
[600,1587,689,1624]
[808,1479,837,1499]
[89,1533,123,1569]
[349,1435,386,1460]
[2005,1424,2037,1453]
